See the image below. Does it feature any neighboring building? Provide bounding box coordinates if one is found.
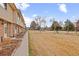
[73,20,79,31]
[0,3,26,39]
[76,20,79,31]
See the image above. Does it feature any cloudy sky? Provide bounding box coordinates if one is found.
[16,3,79,27]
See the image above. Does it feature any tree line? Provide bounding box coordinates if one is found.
[29,16,79,32]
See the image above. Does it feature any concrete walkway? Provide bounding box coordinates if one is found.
[12,32,29,56]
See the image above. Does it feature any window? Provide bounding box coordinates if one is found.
[0,3,5,8]
[16,16,19,24]
[4,22,8,37]
[0,3,7,9]
[14,25,17,34]
[4,23,8,33]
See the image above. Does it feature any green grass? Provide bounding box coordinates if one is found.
[28,31,33,56]
[29,48,33,56]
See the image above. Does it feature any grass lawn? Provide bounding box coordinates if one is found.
[29,30,79,56]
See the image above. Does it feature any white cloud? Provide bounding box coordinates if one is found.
[32,14,37,17]
[23,14,32,27]
[58,4,67,13]
[15,3,30,10]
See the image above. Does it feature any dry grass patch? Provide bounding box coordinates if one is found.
[29,30,79,56]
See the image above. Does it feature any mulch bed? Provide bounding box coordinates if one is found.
[0,38,22,56]
[0,31,26,56]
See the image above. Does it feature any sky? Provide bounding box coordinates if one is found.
[16,3,79,27]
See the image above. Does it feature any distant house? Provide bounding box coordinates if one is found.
[76,20,79,31]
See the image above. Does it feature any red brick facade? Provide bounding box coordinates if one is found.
[0,20,4,38]
[0,3,26,39]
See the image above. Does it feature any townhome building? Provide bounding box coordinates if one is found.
[0,3,26,40]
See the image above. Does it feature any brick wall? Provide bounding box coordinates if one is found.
[0,20,4,38]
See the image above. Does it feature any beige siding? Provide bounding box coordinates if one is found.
[7,4,14,22]
[0,5,13,23]
[0,3,26,29]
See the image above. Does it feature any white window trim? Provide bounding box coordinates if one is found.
[0,3,5,8]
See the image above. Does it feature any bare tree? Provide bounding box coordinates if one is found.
[49,18,55,30]
[34,16,42,30]
[34,16,47,31]
[40,17,46,31]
